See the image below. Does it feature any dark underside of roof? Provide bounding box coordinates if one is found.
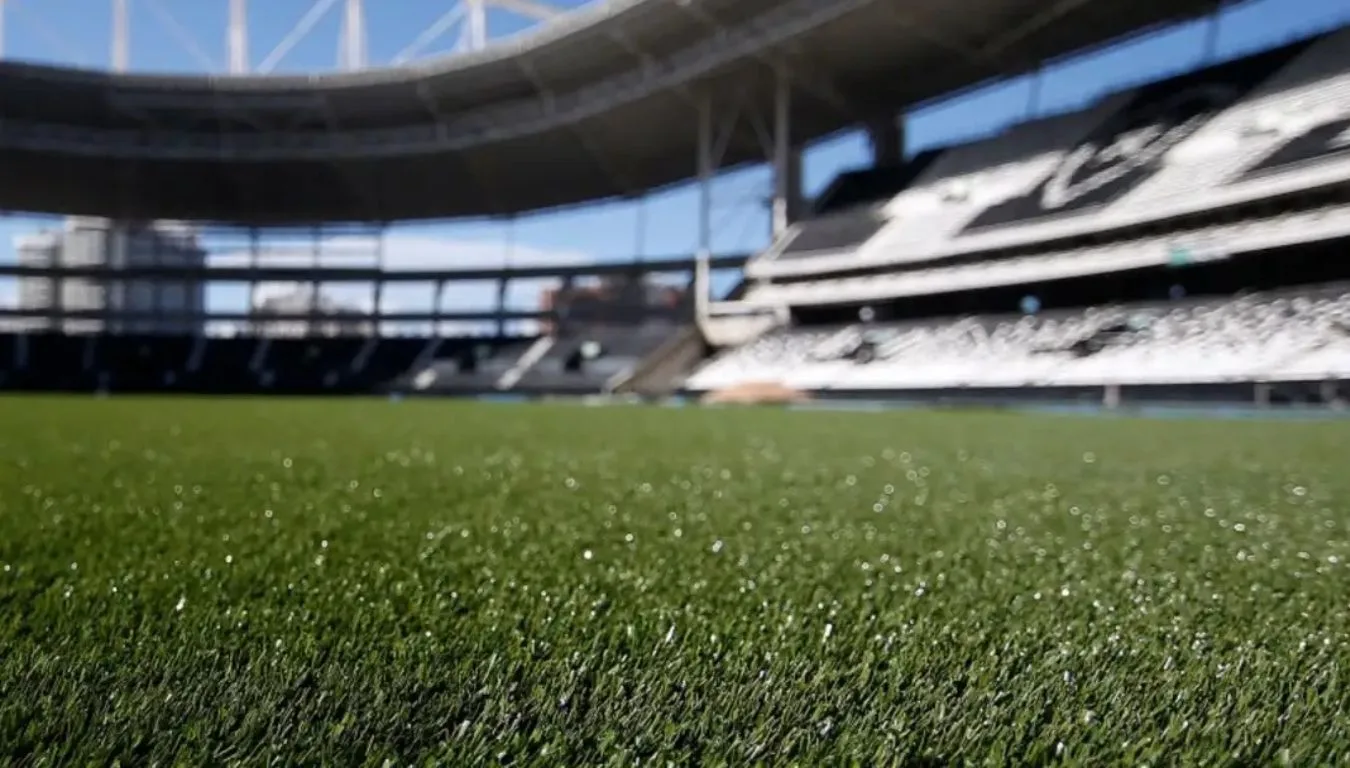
[0,0,1225,224]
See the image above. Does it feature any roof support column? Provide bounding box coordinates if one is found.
[695,95,715,319]
[867,117,904,168]
[696,96,714,260]
[111,0,130,71]
[246,228,260,335]
[372,227,385,338]
[309,226,323,338]
[228,0,249,74]
[497,215,515,337]
[771,68,803,239]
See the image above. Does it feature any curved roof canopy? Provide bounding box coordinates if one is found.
[0,0,1221,223]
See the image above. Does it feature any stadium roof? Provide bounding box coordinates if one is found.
[0,0,1222,224]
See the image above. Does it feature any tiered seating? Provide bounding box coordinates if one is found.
[744,202,1350,307]
[188,338,258,392]
[750,28,1350,285]
[515,323,683,394]
[266,337,366,391]
[21,333,95,391]
[776,209,888,259]
[100,335,195,390]
[394,339,535,394]
[686,287,1350,392]
[354,338,426,390]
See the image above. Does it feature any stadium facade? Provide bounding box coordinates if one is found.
[0,0,1348,407]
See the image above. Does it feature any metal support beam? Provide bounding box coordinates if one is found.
[492,0,562,21]
[1201,2,1223,65]
[867,117,903,167]
[339,0,367,71]
[372,227,386,337]
[247,228,261,335]
[111,0,130,72]
[309,227,323,336]
[258,0,341,74]
[146,0,217,71]
[393,3,467,64]
[696,97,714,260]
[229,0,249,74]
[771,69,802,239]
[432,281,446,337]
[497,215,515,337]
[466,0,488,52]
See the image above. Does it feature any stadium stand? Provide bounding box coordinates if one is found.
[684,27,1350,407]
[747,27,1350,282]
[3,14,1350,410]
[688,286,1350,393]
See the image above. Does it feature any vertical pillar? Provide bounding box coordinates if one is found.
[466,0,488,52]
[0,0,7,60]
[228,0,249,74]
[432,281,445,338]
[1202,3,1223,65]
[696,96,713,259]
[1254,382,1272,408]
[247,228,260,336]
[111,0,130,72]
[695,96,715,317]
[771,69,803,239]
[1025,68,1044,120]
[634,195,647,263]
[496,215,514,337]
[867,118,904,168]
[340,0,367,70]
[152,225,165,335]
[309,226,323,337]
[372,226,385,338]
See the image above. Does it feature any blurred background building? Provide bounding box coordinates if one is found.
[14,218,206,335]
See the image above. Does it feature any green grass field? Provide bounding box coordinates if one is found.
[1,397,1348,765]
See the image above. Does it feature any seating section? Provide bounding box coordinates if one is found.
[744,202,1350,308]
[777,209,888,258]
[392,340,536,394]
[0,327,679,396]
[514,323,684,394]
[750,27,1350,283]
[811,153,939,216]
[686,286,1350,392]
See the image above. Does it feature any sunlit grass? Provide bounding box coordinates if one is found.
[0,397,1347,764]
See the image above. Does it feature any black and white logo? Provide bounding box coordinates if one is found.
[1238,113,1350,181]
[1038,84,1237,210]
[960,40,1311,233]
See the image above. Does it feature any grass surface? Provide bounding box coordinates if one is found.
[1,397,1348,765]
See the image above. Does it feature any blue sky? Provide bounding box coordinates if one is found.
[1,0,1349,326]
